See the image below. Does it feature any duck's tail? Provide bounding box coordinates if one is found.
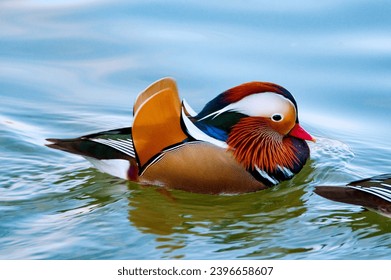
[46,127,138,180]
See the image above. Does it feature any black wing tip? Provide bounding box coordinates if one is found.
[314,185,335,195]
[314,185,369,206]
[45,138,63,145]
[315,184,391,211]
[45,137,87,155]
[45,138,72,153]
[45,137,75,146]
[45,138,57,143]
[315,175,391,217]
[314,186,348,200]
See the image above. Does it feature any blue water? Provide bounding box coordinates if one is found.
[1,0,391,259]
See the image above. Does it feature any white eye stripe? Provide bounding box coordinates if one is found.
[199,92,295,120]
[232,92,296,117]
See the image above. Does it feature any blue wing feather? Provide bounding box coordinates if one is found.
[194,122,228,142]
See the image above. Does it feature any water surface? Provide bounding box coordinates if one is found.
[1,0,391,259]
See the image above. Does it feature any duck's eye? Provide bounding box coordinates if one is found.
[271,114,283,122]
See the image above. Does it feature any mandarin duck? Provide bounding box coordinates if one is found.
[315,174,391,217]
[46,78,315,194]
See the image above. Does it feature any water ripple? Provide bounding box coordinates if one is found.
[1,0,391,260]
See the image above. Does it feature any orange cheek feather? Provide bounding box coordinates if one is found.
[227,117,300,173]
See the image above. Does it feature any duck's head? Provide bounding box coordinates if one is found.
[194,81,314,178]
